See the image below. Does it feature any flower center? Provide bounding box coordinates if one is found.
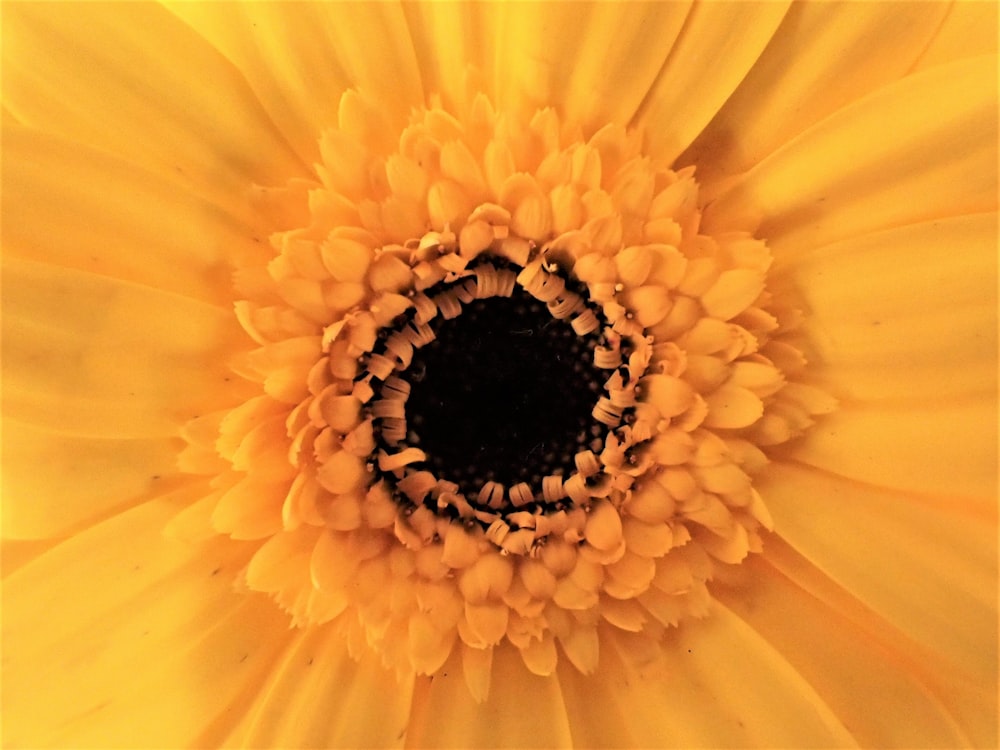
[404,283,604,495]
[362,259,634,525]
[181,89,837,696]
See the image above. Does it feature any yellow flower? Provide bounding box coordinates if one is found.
[2,2,996,748]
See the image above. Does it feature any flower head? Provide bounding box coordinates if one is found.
[3,2,997,748]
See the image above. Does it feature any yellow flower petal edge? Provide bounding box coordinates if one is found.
[174,82,834,698]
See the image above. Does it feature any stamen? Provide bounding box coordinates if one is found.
[360,258,636,527]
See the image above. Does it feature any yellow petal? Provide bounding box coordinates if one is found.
[705,55,998,252]
[625,478,677,524]
[700,268,765,320]
[458,552,514,603]
[790,398,996,500]
[912,0,1000,72]
[603,549,655,599]
[320,238,373,283]
[461,643,494,704]
[519,632,558,678]
[491,2,692,134]
[407,612,455,674]
[622,285,673,327]
[315,450,366,495]
[760,538,998,748]
[1,538,60,579]
[2,2,307,220]
[614,244,655,287]
[780,213,997,401]
[407,643,574,748]
[248,527,316,595]
[519,558,557,600]
[440,525,482,569]
[211,474,285,540]
[556,620,856,747]
[2,257,247,438]
[696,522,751,565]
[759,462,997,685]
[621,516,673,559]
[464,601,510,647]
[312,391,362,434]
[717,553,984,748]
[310,534,364,606]
[584,499,624,552]
[3,127,261,305]
[600,596,648,632]
[642,373,695,417]
[703,384,764,429]
[165,2,370,165]
[683,2,950,197]
[551,632,640,747]
[558,625,600,675]
[634,1,791,164]
[2,418,179,539]
[1,500,291,748]
[400,2,500,113]
[238,627,414,748]
[163,484,225,544]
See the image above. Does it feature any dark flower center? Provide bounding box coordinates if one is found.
[407,285,606,496]
[362,260,626,514]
